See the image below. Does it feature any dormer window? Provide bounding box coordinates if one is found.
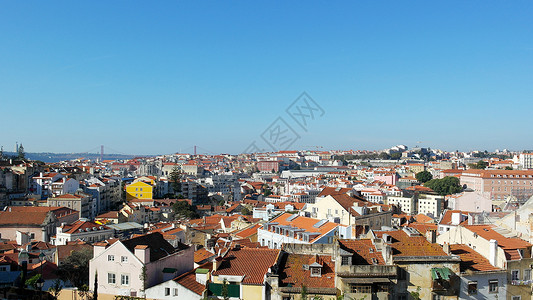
[341,256,351,266]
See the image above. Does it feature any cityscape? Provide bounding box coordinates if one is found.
[1,1,533,300]
[2,146,533,299]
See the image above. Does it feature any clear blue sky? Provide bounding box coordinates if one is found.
[1,1,532,155]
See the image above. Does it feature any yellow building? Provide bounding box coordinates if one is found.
[126,181,153,201]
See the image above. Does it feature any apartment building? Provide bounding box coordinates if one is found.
[460,170,533,202]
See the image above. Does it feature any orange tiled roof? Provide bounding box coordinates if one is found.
[464,225,532,251]
[194,248,215,264]
[375,230,447,257]
[234,224,261,239]
[213,247,280,285]
[174,262,212,295]
[339,239,385,265]
[318,187,352,197]
[279,253,335,288]
[266,213,339,243]
[450,244,500,272]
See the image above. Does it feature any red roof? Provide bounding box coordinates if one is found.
[279,253,335,288]
[339,239,385,265]
[450,244,500,272]
[213,247,280,285]
[375,230,447,257]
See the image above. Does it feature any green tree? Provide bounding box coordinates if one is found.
[378,152,391,160]
[172,200,199,219]
[505,166,513,170]
[139,266,147,295]
[48,279,63,299]
[221,279,229,300]
[17,144,25,159]
[424,176,463,196]
[56,247,93,288]
[25,273,42,289]
[468,160,488,169]
[93,271,98,300]
[415,171,433,183]
[390,152,402,160]
[77,284,90,300]
[241,207,251,215]
[301,284,308,300]
[410,286,421,300]
[169,166,182,195]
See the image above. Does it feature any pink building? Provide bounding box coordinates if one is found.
[373,170,399,185]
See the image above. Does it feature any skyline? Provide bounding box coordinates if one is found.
[1,1,532,154]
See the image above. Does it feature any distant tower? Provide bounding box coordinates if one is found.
[194,145,197,156]
[100,145,104,162]
[15,142,18,153]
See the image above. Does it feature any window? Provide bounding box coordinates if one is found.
[165,288,170,296]
[341,256,350,266]
[108,255,115,261]
[512,297,521,300]
[310,267,321,277]
[121,274,129,286]
[525,269,531,281]
[121,256,128,263]
[173,288,178,296]
[512,270,520,280]
[467,281,477,295]
[350,284,371,293]
[489,280,498,293]
[108,273,116,284]
[0,266,7,272]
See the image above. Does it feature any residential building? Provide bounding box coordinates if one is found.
[372,228,461,300]
[256,160,281,173]
[144,263,212,300]
[258,213,347,249]
[54,220,114,245]
[460,169,533,202]
[305,194,393,231]
[0,209,57,242]
[210,247,281,300]
[446,190,492,212]
[89,232,194,298]
[48,193,93,219]
[449,244,506,299]
[519,153,533,170]
[437,224,532,270]
[125,181,153,201]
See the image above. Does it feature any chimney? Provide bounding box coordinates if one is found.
[382,244,392,265]
[442,242,450,255]
[451,212,461,225]
[489,239,498,266]
[93,243,107,257]
[135,245,150,264]
[426,229,437,243]
[195,268,209,285]
[213,257,222,272]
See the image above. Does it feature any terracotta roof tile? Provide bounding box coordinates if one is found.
[450,244,500,272]
[213,247,280,285]
[174,262,212,295]
[279,253,335,288]
[339,239,385,265]
[375,230,447,257]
